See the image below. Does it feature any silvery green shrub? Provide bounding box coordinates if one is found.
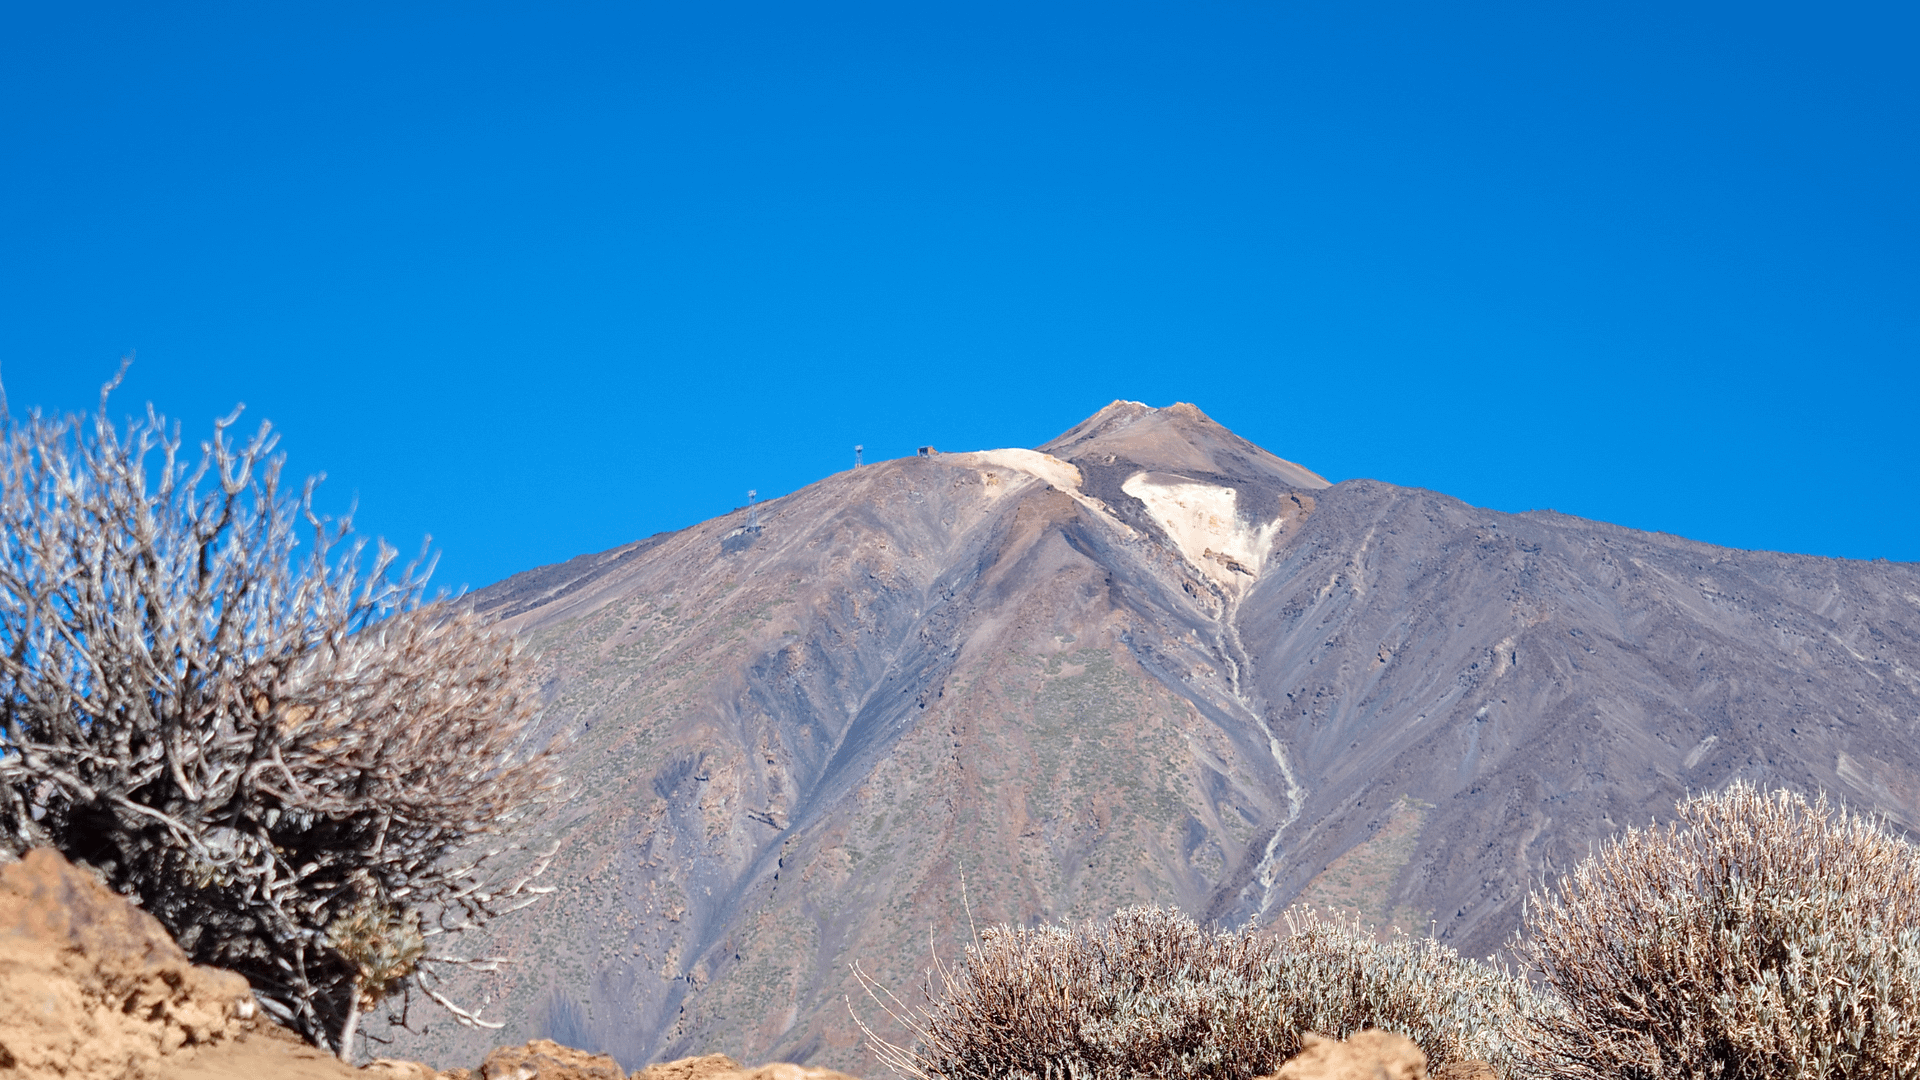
[1518,782,1920,1080]
[857,905,1549,1080]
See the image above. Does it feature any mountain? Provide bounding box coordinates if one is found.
[388,402,1920,1074]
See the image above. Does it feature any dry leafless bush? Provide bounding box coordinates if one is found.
[0,370,559,1058]
[1517,782,1920,1080]
[856,904,1549,1080]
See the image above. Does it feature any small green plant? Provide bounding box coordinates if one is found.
[855,905,1549,1080]
[330,899,427,1003]
[1517,782,1920,1080]
[328,888,428,1049]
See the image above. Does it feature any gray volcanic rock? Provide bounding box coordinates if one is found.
[385,402,1920,1076]
[1238,477,1920,950]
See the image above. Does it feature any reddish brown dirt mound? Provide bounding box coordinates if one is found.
[156,1019,364,1080]
[0,848,254,1078]
[0,848,866,1080]
[0,846,383,1080]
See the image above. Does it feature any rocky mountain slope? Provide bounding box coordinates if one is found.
[386,402,1920,1075]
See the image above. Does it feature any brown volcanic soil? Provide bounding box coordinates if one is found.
[381,401,1920,1076]
[0,847,366,1080]
[1,847,247,1077]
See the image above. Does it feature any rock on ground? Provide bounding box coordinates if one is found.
[704,1064,865,1080]
[1270,1031,1428,1080]
[628,1055,747,1080]
[467,1049,868,1080]
[0,847,253,1078]
[457,1039,626,1080]
[364,1057,450,1080]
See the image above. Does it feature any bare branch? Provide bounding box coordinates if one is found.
[0,383,559,1060]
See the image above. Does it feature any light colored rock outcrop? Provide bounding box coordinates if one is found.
[709,1064,866,1080]
[476,1039,626,1080]
[629,1054,744,1080]
[1270,1031,1428,1080]
[1121,470,1283,591]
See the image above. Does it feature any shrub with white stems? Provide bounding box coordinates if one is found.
[1517,781,1920,1080]
[0,369,559,1059]
[856,904,1550,1080]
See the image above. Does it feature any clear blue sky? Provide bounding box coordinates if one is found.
[4,1,1915,590]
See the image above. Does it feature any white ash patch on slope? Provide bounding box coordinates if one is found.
[957,448,1084,494]
[1119,469,1306,911]
[1121,471,1282,594]
[951,449,1138,536]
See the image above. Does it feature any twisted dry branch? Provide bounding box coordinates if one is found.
[0,377,560,1057]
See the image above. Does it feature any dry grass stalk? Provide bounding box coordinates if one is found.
[0,369,559,1057]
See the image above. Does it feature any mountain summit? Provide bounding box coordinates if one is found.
[1041,400,1329,490]
[396,403,1920,1075]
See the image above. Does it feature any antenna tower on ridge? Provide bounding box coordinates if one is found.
[854,444,863,470]
[746,489,761,532]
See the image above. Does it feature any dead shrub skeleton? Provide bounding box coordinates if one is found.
[0,369,559,1059]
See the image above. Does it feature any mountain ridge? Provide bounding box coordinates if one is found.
[396,401,1920,1075]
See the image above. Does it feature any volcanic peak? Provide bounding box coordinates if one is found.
[1041,400,1330,492]
[414,398,1920,1080]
